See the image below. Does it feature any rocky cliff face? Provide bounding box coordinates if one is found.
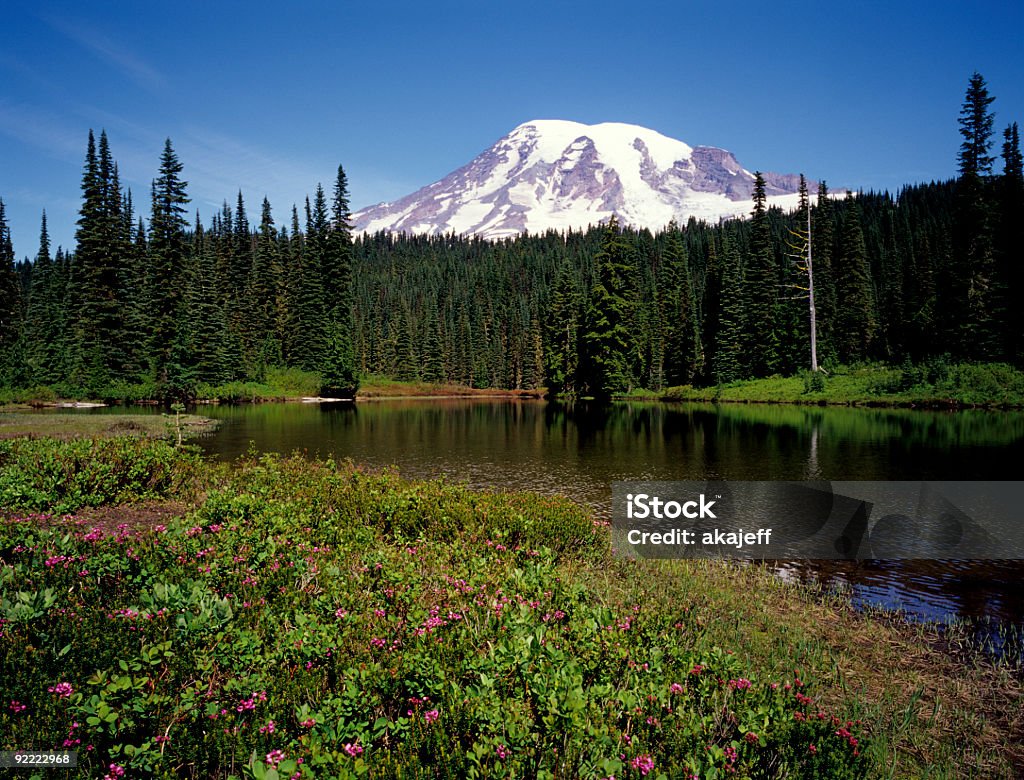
[353,120,809,239]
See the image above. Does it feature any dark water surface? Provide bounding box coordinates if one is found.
[74,400,1024,635]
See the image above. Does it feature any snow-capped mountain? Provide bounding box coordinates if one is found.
[353,120,811,239]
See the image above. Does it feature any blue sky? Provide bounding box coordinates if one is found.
[2,0,1022,253]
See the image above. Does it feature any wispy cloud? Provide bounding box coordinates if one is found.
[175,125,331,217]
[44,15,164,92]
[0,100,86,160]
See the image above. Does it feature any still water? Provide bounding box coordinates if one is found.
[93,400,1024,632]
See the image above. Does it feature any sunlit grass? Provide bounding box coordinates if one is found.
[662,362,1024,408]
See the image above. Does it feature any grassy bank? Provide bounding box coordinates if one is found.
[657,362,1024,408]
[357,375,544,399]
[8,361,1024,409]
[0,410,217,443]
[0,368,325,407]
[0,370,544,406]
[0,439,1021,778]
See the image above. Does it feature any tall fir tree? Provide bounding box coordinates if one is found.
[246,197,282,378]
[319,165,359,396]
[713,232,745,384]
[958,72,997,178]
[955,72,1000,357]
[290,195,328,373]
[0,199,23,386]
[660,222,703,386]
[812,181,837,364]
[999,122,1024,363]
[543,258,581,396]
[187,223,233,384]
[834,195,876,361]
[23,212,59,384]
[148,138,191,396]
[580,217,635,399]
[745,172,778,375]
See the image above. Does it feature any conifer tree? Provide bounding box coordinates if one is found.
[780,176,816,372]
[660,222,703,386]
[0,199,22,385]
[69,130,105,389]
[23,212,58,384]
[246,197,282,377]
[1000,122,1024,362]
[713,233,745,384]
[834,195,876,361]
[580,217,635,399]
[955,72,1000,357]
[290,196,328,374]
[148,138,191,395]
[544,259,581,396]
[319,165,359,396]
[959,72,996,179]
[421,310,445,384]
[188,224,233,384]
[745,173,778,375]
[812,182,837,364]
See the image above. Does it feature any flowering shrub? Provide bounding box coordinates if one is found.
[0,441,869,778]
[0,437,204,512]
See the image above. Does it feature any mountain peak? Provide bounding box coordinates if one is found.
[353,121,807,239]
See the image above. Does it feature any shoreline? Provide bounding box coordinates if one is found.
[8,361,1024,411]
[9,391,1024,411]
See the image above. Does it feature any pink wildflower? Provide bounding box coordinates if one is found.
[669,682,684,695]
[631,754,654,776]
[424,709,440,724]
[343,743,363,757]
[48,682,74,698]
[266,749,286,768]
[495,744,510,760]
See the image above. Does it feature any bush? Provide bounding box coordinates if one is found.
[0,437,203,512]
[801,370,826,394]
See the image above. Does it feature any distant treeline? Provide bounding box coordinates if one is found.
[0,73,1020,400]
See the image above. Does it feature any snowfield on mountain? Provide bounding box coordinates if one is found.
[353,119,811,238]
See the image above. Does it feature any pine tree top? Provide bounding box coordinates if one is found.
[958,71,996,178]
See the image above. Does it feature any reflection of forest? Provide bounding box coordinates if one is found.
[547,401,1024,481]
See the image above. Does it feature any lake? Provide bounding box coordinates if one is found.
[70,399,1024,638]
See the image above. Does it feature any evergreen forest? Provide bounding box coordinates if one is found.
[0,73,1021,403]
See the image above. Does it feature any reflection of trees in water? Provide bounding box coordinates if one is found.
[701,403,1024,449]
[543,400,1024,480]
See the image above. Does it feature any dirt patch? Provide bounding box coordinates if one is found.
[66,500,192,535]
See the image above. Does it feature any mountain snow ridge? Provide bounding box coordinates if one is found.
[353,120,810,239]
